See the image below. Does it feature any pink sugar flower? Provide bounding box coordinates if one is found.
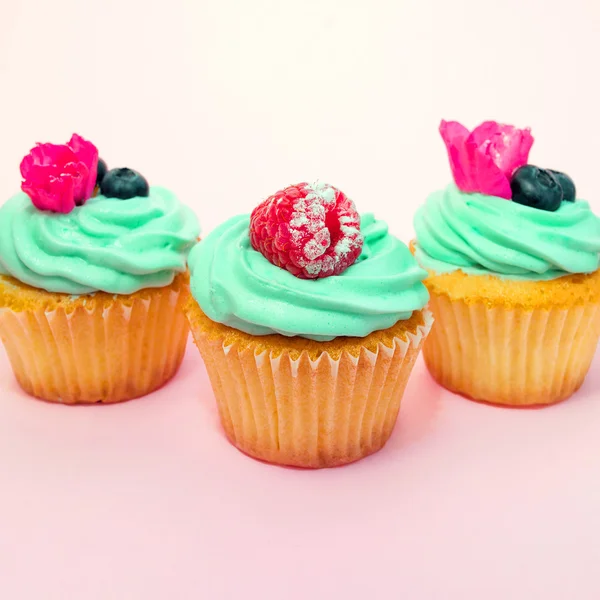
[20,134,99,213]
[439,120,534,199]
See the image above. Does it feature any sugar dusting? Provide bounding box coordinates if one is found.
[297,182,363,275]
[303,228,330,261]
[250,181,364,279]
[305,180,336,205]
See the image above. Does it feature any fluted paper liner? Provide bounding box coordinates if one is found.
[423,294,600,406]
[190,311,433,468]
[0,280,189,404]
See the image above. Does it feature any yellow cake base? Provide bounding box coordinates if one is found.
[0,274,190,404]
[411,248,600,406]
[186,301,433,468]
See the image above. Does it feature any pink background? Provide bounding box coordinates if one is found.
[1,0,600,598]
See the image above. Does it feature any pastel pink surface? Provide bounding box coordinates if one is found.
[1,0,600,598]
[1,343,599,599]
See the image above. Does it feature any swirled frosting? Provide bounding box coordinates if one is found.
[0,187,200,294]
[414,185,600,280]
[189,213,429,341]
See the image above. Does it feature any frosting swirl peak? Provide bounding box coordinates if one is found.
[0,187,200,294]
[414,185,600,279]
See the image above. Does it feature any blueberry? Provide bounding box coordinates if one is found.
[510,165,563,212]
[549,169,576,202]
[96,158,108,186]
[100,168,149,200]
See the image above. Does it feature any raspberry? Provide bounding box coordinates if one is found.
[249,182,364,279]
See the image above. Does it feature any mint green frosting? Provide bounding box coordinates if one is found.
[188,213,429,341]
[414,185,600,280]
[0,187,200,294]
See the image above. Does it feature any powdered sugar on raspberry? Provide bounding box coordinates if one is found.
[305,181,336,204]
[249,181,364,279]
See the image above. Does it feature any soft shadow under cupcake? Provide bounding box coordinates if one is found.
[382,359,443,451]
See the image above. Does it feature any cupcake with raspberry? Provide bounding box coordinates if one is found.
[0,135,200,404]
[413,120,600,406]
[186,182,432,468]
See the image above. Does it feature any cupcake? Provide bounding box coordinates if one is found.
[413,120,600,406]
[0,135,200,404]
[185,182,432,468]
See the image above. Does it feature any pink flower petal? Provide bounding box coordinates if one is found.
[439,119,534,199]
[20,144,76,179]
[19,134,98,213]
[62,161,90,205]
[468,121,534,176]
[495,128,533,175]
[465,139,512,199]
[439,120,472,192]
[67,134,98,200]
[22,175,76,214]
[468,121,504,147]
